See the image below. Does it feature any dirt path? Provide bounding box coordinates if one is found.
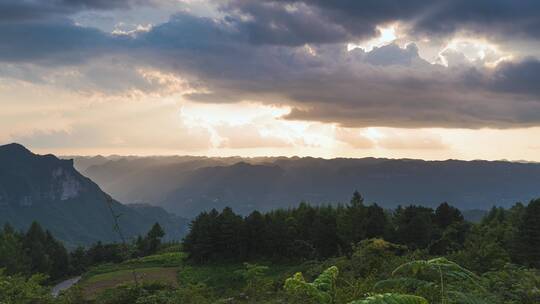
[52,276,82,297]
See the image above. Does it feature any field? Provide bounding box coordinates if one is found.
[78,252,185,299]
[80,267,179,298]
[75,251,308,299]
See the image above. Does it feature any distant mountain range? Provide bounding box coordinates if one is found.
[0,143,188,247]
[71,154,540,218]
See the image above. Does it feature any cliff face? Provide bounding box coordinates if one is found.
[0,143,188,247]
[0,143,91,206]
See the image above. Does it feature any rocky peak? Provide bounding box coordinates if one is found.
[0,143,90,206]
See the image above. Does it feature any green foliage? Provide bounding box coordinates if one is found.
[284,266,339,303]
[126,252,185,268]
[235,263,272,297]
[136,223,166,257]
[0,224,29,275]
[95,282,170,304]
[184,193,466,263]
[450,226,510,273]
[393,206,437,250]
[54,286,85,304]
[514,199,540,267]
[337,192,368,248]
[376,258,487,304]
[0,270,52,304]
[3,195,540,304]
[349,293,428,304]
[350,239,408,278]
[0,222,72,281]
[134,283,213,304]
[482,264,540,304]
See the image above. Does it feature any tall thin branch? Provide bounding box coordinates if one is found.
[104,194,139,286]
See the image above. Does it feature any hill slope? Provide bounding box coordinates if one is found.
[78,155,540,217]
[0,143,188,246]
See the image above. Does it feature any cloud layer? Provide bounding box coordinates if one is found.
[1,0,540,130]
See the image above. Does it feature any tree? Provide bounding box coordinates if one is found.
[0,224,29,275]
[365,204,388,239]
[216,207,245,260]
[70,246,89,274]
[434,202,463,229]
[23,222,50,275]
[514,199,540,267]
[45,231,69,279]
[245,211,266,258]
[183,209,220,263]
[338,191,367,249]
[393,206,435,249]
[146,223,165,255]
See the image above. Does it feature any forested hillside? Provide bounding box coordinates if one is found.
[0,143,188,246]
[2,193,539,303]
[76,155,540,217]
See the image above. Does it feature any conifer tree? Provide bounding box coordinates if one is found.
[514,199,540,267]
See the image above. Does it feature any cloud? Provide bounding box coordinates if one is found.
[0,19,113,64]
[2,1,540,131]
[334,128,375,149]
[0,0,152,22]
[12,120,211,152]
[254,0,540,42]
[219,1,355,46]
[489,58,540,96]
[376,131,447,150]
[216,123,292,149]
[364,43,421,66]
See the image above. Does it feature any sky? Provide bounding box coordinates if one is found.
[2,0,540,161]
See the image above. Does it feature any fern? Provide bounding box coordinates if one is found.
[379,258,486,304]
[374,277,436,291]
[284,266,339,304]
[349,293,429,304]
[446,291,491,304]
[313,266,339,292]
[393,258,479,283]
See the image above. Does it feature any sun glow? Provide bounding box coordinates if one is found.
[438,37,513,67]
[348,24,397,52]
[362,127,384,141]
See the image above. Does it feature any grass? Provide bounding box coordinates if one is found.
[83,252,186,278]
[177,261,309,296]
[80,267,179,299]
[78,252,186,299]
[76,251,313,299]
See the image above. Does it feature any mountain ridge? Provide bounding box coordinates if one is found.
[72,153,540,217]
[0,143,188,247]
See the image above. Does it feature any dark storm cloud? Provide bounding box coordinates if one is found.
[137,17,540,128]
[58,0,149,10]
[220,1,355,46]
[0,0,152,64]
[255,0,540,41]
[2,0,540,128]
[0,19,114,64]
[0,0,151,22]
[490,59,540,96]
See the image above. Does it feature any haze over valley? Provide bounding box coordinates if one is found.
[72,154,540,217]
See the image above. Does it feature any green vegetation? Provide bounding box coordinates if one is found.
[1,193,540,303]
[0,221,169,284]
